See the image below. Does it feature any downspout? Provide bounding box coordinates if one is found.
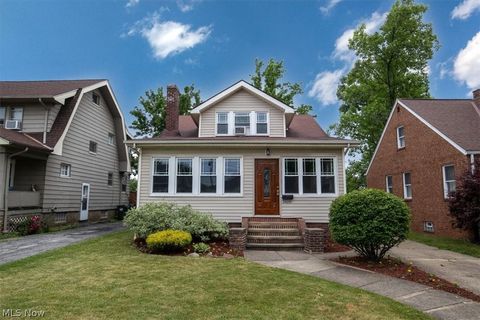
[470,154,475,174]
[3,147,29,232]
[39,98,49,144]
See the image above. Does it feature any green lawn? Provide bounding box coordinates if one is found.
[0,231,429,320]
[409,231,480,258]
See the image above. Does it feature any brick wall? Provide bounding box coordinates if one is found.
[367,103,471,239]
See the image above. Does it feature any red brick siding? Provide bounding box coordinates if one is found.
[367,103,471,239]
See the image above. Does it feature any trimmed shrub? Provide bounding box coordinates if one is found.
[146,230,192,253]
[330,189,410,261]
[124,202,229,242]
[193,242,210,254]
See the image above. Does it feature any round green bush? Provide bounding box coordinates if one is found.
[330,189,410,261]
[146,229,192,253]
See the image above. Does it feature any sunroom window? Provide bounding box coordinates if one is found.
[152,158,169,193]
[283,158,336,195]
[284,159,299,194]
[200,158,217,193]
[224,158,241,193]
[176,159,193,193]
[320,159,335,194]
[302,159,317,194]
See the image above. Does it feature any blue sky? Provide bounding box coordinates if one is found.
[1,0,479,132]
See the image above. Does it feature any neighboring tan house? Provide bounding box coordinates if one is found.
[366,89,480,239]
[127,80,358,250]
[0,80,130,231]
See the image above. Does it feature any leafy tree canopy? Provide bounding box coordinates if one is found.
[332,0,439,191]
[251,58,313,115]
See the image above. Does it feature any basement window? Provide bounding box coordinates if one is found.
[423,221,434,233]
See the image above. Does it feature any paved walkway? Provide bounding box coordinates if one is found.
[244,250,480,320]
[391,240,480,296]
[0,222,124,265]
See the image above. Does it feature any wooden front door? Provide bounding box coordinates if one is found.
[255,159,279,215]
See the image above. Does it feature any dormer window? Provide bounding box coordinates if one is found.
[256,112,268,134]
[216,112,228,135]
[234,112,250,135]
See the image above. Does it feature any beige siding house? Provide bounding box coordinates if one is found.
[0,80,130,231]
[129,81,357,250]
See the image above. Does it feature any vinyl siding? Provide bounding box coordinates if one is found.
[42,90,128,213]
[4,103,60,133]
[199,89,285,137]
[138,146,344,223]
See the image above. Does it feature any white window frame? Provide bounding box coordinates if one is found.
[150,156,243,197]
[234,112,251,135]
[0,106,5,126]
[89,141,97,154]
[403,172,412,199]
[176,158,194,194]
[215,112,229,136]
[397,126,405,149]
[107,172,113,186]
[108,133,115,145]
[255,112,270,136]
[442,165,456,199]
[282,157,338,197]
[60,163,71,178]
[223,157,242,195]
[151,158,170,194]
[386,175,393,193]
[199,158,218,194]
[423,221,434,233]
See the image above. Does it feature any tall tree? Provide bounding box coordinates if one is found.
[332,0,439,190]
[251,58,313,115]
[130,84,201,137]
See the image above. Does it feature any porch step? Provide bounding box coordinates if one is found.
[246,242,304,249]
[245,217,304,250]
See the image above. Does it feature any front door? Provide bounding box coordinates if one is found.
[255,159,279,215]
[80,183,90,221]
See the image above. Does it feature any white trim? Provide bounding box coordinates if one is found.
[402,172,412,199]
[442,164,456,199]
[126,139,359,147]
[385,175,393,193]
[79,183,90,221]
[366,100,469,176]
[342,150,347,194]
[215,111,229,136]
[60,163,71,178]
[396,126,405,149]
[52,81,130,173]
[136,147,142,207]
[191,80,295,115]
[281,156,338,197]
[53,89,78,105]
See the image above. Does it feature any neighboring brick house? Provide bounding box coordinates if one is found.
[0,80,130,231]
[366,89,480,239]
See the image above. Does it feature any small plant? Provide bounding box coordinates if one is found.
[193,242,210,254]
[330,189,410,261]
[146,229,192,253]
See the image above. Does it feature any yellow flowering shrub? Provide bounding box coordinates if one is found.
[146,229,192,252]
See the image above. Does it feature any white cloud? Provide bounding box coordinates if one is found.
[451,0,480,20]
[334,11,387,63]
[177,0,202,12]
[320,0,342,14]
[125,10,211,59]
[453,31,480,89]
[125,0,139,8]
[142,21,211,59]
[308,69,345,106]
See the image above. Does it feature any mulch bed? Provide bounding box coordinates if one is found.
[323,238,351,253]
[335,255,480,302]
[133,238,243,257]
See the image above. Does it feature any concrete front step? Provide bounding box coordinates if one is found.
[247,235,303,243]
[247,217,299,222]
[248,229,301,237]
[246,242,304,249]
[248,222,299,229]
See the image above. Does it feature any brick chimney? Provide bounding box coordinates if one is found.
[164,84,180,135]
[473,89,480,108]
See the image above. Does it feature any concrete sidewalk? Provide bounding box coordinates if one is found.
[244,250,480,320]
[0,222,124,265]
[391,240,480,296]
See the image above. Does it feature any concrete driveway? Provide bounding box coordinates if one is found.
[390,240,480,296]
[0,222,124,265]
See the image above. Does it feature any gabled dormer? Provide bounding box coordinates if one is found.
[190,81,295,138]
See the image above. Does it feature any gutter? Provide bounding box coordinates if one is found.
[3,147,29,233]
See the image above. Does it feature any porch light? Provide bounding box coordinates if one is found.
[265,148,271,156]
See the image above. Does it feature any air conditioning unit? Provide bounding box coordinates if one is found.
[5,120,22,130]
[235,126,248,135]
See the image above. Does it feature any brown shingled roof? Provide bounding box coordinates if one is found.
[0,79,104,97]
[0,128,52,152]
[146,114,334,141]
[400,99,480,152]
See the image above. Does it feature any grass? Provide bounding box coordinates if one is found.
[409,231,480,258]
[0,231,429,320]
